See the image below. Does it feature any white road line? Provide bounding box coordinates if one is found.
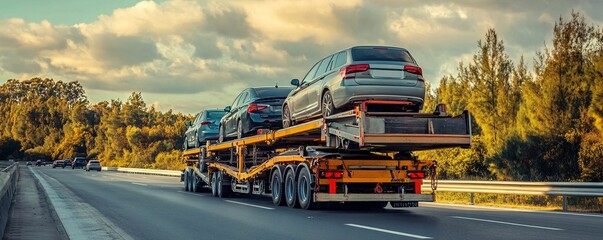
[345,224,432,239]
[131,182,148,186]
[30,168,134,240]
[177,191,205,196]
[451,216,564,231]
[423,202,603,218]
[224,200,275,210]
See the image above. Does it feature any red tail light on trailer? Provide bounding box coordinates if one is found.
[200,121,213,126]
[320,171,344,179]
[407,171,425,179]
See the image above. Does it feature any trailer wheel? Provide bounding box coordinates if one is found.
[211,172,218,197]
[285,168,299,208]
[184,170,190,191]
[217,171,231,198]
[192,172,205,192]
[298,166,318,210]
[270,168,286,206]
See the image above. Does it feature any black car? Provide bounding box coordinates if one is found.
[63,159,72,168]
[72,157,86,169]
[184,109,225,150]
[219,86,294,142]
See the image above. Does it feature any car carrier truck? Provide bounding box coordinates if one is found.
[180,100,471,210]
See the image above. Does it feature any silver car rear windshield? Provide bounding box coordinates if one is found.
[351,47,415,63]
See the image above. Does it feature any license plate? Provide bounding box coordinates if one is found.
[390,201,418,208]
[371,69,404,79]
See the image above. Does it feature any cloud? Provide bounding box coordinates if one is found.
[89,34,161,67]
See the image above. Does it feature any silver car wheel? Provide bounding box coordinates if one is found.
[282,105,291,128]
[322,91,335,117]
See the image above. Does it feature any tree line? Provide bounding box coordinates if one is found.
[418,12,602,182]
[0,12,601,180]
[0,79,189,170]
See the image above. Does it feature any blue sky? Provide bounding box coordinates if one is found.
[1,0,602,114]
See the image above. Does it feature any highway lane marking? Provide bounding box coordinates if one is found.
[451,216,564,231]
[423,202,603,218]
[224,200,275,210]
[345,224,432,239]
[177,191,205,196]
[131,182,148,186]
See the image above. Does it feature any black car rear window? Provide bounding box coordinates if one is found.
[351,47,415,63]
[206,111,225,119]
[253,87,294,98]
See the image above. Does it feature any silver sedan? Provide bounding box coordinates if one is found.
[282,46,425,127]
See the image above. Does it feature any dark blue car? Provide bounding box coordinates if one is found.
[184,109,226,150]
[219,86,294,142]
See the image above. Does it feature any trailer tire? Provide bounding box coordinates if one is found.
[298,166,318,210]
[270,167,286,206]
[285,168,299,208]
[211,172,218,197]
[184,170,190,191]
[217,171,231,198]
[192,172,205,192]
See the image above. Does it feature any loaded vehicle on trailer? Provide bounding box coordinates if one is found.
[181,100,471,210]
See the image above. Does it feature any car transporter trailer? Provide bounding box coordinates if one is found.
[181,100,472,210]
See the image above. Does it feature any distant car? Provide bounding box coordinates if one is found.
[63,159,72,168]
[184,109,226,150]
[219,86,294,142]
[85,160,101,171]
[52,160,61,168]
[282,46,425,127]
[36,160,43,166]
[26,161,32,166]
[72,157,86,169]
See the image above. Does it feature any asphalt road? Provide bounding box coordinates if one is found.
[29,166,603,240]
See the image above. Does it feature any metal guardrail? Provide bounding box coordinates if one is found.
[421,180,603,211]
[102,167,181,177]
[0,162,19,237]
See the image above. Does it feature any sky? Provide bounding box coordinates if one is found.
[1,0,602,114]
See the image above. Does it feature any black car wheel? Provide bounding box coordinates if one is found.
[322,91,336,118]
[194,132,200,148]
[282,105,292,128]
[236,120,244,139]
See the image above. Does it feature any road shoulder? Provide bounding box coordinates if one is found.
[2,166,68,240]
